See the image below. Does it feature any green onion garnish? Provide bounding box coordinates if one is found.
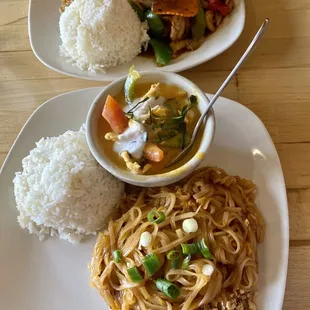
[127,97,149,114]
[142,253,160,276]
[127,266,143,283]
[167,250,181,260]
[167,250,181,269]
[147,210,166,224]
[181,243,199,255]
[196,238,212,259]
[155,279,180,299]
[182,255,191,269]
[113,249,122,263]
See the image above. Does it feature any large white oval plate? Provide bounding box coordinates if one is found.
[28,0,245,81]
[0,88,288,310]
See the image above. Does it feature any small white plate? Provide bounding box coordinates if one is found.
[28,0,245,81]
[0,88,288,310]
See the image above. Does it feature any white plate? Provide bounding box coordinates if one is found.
[28,0,245,81]
[0,88,288,310]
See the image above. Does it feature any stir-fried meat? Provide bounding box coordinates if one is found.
[170,37,205,58]
[205,10,216,32]
[215,11,223,26]
[164,16,190,41]
[171,16,190,41]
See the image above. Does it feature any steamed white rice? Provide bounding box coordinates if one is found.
[59,0,149,72]
[13,125,124,243]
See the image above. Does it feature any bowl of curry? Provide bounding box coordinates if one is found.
[86,68,215,187]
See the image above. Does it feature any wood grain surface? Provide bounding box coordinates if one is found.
[1,0,309,308]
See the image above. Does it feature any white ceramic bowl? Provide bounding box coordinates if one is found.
[28,0,245,81]
[86,71,215,187]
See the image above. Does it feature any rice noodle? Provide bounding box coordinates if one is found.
[90,167,265,309]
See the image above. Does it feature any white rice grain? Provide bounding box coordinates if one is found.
[59,0,149,72]
[13,125,124,243]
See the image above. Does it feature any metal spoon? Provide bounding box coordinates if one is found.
[165,18,270,168]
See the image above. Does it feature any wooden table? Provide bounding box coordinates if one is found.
[1,0,309,308]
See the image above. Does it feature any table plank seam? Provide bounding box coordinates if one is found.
[0,49,32,54]
[290,240,310,247]
[275,141,310,145]
[1,16,27,27]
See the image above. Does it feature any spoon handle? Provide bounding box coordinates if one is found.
[165,18,270,168]
[191,18,270,144]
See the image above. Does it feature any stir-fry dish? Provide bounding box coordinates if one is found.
[59,0,234,69]
[131,0,235,65]
[98,68,202,175]
[90,167,265,310]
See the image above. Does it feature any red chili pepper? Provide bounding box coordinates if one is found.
[208,0,231,16]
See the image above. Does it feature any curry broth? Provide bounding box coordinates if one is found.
[97,83,204,174]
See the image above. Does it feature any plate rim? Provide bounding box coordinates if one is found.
[28,0,246,81]
[0,87,289,309]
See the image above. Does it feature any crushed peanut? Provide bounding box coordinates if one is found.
[202,290,257,310]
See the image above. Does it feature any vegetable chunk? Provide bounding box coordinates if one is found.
[144,143,164,162]
[102,95,128,134]
[152,0,198,17]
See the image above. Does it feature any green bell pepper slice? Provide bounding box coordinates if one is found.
[191,4,206,40]
[149,39,173,67]
[145,10,164,35]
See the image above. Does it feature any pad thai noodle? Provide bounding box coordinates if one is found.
[90,167,265,309]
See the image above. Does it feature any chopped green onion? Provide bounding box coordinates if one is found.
[171,259,179,270]
[181,243,199,255]
[167,250,181,260]
[113,249,122,263]
[155,279,180,299]
[124,66,141,104]
[147,210,166,224]
[167,250,181,269]
[196,239,212,259]
[142,253,160,276]
[127,266,143,283]
[182,255,191,269]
